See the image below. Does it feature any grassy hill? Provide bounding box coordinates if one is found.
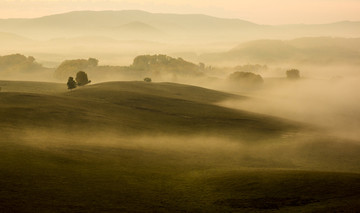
[0,81,296,140]
[0,80,360,212]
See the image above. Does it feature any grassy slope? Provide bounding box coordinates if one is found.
[0,81,360,212]
[0,81,297,140]
[0,80,65,94]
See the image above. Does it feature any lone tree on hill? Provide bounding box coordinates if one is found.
[144,77,152,82]
[76,71,91,86]
[67,77,77,90]
[286,69,300,79]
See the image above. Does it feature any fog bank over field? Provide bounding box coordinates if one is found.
[1,9,360,213]
[220,73,360,141]
[7,127,359,173]
[0,11,359,176]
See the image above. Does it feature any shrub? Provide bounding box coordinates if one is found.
[67,77,77,90]
[144,77,152,82]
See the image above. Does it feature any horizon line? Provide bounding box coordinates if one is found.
[0,9,358,26]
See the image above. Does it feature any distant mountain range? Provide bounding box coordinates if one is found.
[0,10,359,41]
[200,37,360,65]
[1,11,360,66]
[0,32,33,44]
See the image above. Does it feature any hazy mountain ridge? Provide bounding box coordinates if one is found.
[0,31,34,45]
[200,37,360,65]
[1,10,360,66]
[0,10,359,41]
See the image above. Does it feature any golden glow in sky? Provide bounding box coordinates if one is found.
[1,0,360,24]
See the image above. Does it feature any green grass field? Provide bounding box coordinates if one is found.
[0,80,360,212]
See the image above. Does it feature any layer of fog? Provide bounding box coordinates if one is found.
[0,36,238,67]
[1,55,359,144]
[9,129,360,173]
[219,66,360,141]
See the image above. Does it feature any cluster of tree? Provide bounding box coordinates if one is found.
[226,68,301,90]
[52,55,300,87]
[55,55,205,82]
[0,54,44,74]
[67,71,91,90]
[131,54,204,77]
[286,69,300,79]
[233,64,268,73]
[227,71,264,88]
[55,58,98,80]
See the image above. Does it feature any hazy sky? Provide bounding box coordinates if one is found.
[1,0,360,24]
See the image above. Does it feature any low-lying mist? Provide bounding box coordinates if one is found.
[6,128,358,173]
[219,71,360,141]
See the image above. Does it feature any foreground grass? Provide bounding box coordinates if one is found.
[0,81,359,212]
[0,137,360,212]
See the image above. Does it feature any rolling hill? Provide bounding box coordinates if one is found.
[0,81,297,140]
[1,80,360,212]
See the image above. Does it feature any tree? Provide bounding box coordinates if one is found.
[286,69,300,79]
[76,71,91,86]
[88,58,99,67]
[199,62,205,71]
[144,77,152,82]
[67,77,77,90]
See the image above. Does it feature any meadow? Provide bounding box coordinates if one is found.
[1,80,359,212]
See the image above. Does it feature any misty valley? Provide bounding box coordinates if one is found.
[1,10,360,213]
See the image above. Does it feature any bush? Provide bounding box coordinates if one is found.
[144,77,152,82]
[286,69,300,79]
[76,71,91,86]
[67,77,77,90]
